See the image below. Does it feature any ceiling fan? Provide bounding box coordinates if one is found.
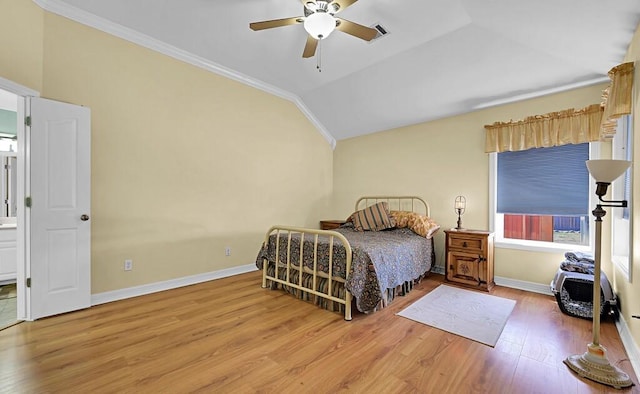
[249,0,378,59]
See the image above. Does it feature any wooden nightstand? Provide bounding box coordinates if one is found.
[320,220,346,230]
[444,229,495,291]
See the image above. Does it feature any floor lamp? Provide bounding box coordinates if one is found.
[564,159,633,389]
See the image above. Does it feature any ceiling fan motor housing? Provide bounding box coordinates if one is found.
[305,1,339,15]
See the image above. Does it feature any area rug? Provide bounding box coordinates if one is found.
[397,285,516,347]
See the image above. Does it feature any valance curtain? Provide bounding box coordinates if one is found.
[484,104,602,153]
[484,61,634,153]
[600,62,635,139]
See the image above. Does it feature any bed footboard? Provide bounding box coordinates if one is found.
[261,226,353,321]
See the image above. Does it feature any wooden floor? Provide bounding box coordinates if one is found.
[0,271,638,393]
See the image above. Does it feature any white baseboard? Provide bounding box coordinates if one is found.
[495,276,553,296]
[430,265,445,275]
[616,316,640,381]
[91,264,257,306]
[429,271,553,296]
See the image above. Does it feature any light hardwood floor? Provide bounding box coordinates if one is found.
[0,271,637,393]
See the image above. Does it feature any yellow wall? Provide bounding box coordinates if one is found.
[333,84,608,284]
[0,0,44,90]
[3,4,640,359]
[1,1,333,293]
[614,23,640,356]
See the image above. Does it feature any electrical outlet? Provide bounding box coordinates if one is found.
[225,247,231,257]
[124,259,133,271]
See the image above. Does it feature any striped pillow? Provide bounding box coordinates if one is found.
[352,202,395,231]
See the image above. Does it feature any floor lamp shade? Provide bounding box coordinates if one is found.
[586,160,631,183]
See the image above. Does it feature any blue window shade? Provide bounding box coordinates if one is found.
[497,143,589,216]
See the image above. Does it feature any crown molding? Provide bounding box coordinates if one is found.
[32,0,336,149]
[0,76,39,97]
[473,77,610,110]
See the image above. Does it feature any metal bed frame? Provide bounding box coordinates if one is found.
[260,196,431,321]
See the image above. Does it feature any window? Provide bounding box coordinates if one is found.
[611,115,632,280]
[490,143,593,251]
[0,137,16,152]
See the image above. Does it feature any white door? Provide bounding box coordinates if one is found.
[29,97,91,320]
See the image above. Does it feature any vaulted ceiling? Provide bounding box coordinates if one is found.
[40,0,640,143]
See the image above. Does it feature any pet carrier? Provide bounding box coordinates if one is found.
[550,269,616,319]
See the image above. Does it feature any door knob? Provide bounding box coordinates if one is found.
[80,214,90,221]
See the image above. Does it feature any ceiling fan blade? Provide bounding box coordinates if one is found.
[250,17,303,31]
[335,18,377,41]
[302,35,318,58]
[331,0,358,12]
[300,0,313,9]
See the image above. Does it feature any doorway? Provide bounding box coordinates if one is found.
[0,76,92,323]
[0,87,19,330]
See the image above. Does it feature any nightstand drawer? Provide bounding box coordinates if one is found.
[448,236,483,252]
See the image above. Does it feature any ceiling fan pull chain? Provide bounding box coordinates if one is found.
[317,37,322,72]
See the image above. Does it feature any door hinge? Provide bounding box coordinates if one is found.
[26,277,31,288]
[25,196,32,208]
[25,116,31,126]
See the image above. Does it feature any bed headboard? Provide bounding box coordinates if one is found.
[355,196,430,217]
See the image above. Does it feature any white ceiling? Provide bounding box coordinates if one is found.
[49,0,640,141]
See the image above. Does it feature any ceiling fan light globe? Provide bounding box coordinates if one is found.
[304,12,335,39]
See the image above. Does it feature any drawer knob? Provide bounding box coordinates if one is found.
[462,241,467,247]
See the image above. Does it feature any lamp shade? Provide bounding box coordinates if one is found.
[304,12,335,39]
[454,195,466,211]
[586,160,631,183]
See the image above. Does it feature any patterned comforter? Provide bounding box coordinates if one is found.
[255,226,434,313]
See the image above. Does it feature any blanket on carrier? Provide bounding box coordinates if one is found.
[559,251,595,275]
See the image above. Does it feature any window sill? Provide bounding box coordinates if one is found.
[495,238,591,254]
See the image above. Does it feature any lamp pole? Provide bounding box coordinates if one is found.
[454,196,465,230]
[564,203,632,388]
[456,208,463,230]
[591,204,604,348]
